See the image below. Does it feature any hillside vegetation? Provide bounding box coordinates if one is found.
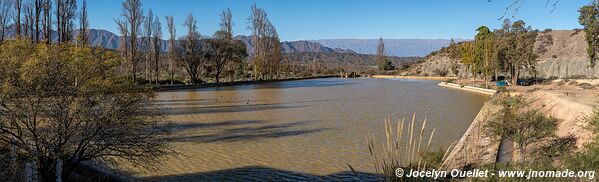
[407,30,599,79]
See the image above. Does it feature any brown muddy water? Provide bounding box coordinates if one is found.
[131,78,488,181]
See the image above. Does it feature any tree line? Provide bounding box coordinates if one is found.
[115,0,285,85]
[444,19,538,86]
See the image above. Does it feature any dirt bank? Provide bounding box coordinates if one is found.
[441,99,501,170]
[442,80,599,169]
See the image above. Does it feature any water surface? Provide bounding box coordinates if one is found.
[135,78,488,181]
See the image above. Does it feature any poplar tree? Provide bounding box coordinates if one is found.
[165,15,176,85]
[579,3,599,67]
[115,0,144,82]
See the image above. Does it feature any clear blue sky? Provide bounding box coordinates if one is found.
[87,0,591,41]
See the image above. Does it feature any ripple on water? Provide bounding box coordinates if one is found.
[131,78,488,181]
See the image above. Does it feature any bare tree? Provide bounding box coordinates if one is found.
[54,0,76,43]
[41,0,50,44]
[152,15,161,85]
[220,8,233,39]
[165,15,176,85]
[181,12,207,84]
[33,0,41,42]
[22,0,31,39]
[116,0,144,82]
[77,0,88,46]
[248,4,281,80]
[143,9,153,81]
[13,0,21,36]
[116,18,130,74]
[0,0,13,41]
[55,0,59,41]
[209,8,247,83]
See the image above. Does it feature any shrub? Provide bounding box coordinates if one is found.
[484,95,558,162]
[365,115,441,181]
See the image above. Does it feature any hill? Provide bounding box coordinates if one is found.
[311,39,468,57]
[406,30,599,79]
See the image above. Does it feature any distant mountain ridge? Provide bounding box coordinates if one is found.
[3,26,425,68]
[234,35,356,55]
[311,39,469,57]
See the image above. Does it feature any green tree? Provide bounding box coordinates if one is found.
[495,19,538,84]
[475,26,495,88]
[0,39,171,181]
[460,41,476,79]
[484,95,558,162]
[375,37,394,71]
[579,3,599,67]
[378,58,395,71]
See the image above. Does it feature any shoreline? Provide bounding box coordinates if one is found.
[154,75,338,91]
[369,75,457,81]
[437,82,497,96]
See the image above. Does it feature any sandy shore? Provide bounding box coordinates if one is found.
[369,75,457,81]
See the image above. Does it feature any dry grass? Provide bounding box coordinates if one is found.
[364,114,449,181]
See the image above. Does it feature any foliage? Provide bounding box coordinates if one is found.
[0,39,172,181]
[484,95,557,162]
[562,108,599,176]
[459,41,476,76]
[579,3,599,67]
[378,58,395,71]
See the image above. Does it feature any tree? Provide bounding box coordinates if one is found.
[459,41,476,79]
[77,0,89,46]
[22,0,31,39]
[376,37,394,71]
[0,0,12,41]
[181,12,207,84]
[579,3,599,67]
[55,0,76,43]
[484,95,557,162]
[378,58,395,71]
[208,8,248,83]
[33,0,42,42]
[152,15,162,85]
[0,39,172,181]
[116,0,144,82]
[475,26,495,87]
[13,0,21,36]
[143,9,153,81]
[41,0,50,44]
[165,15,176,85]
[494,19,538,85]
[248,4,281,80]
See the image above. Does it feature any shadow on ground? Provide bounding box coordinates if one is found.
[137,166,380,182]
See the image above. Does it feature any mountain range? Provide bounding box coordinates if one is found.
[312,39,468,57]
[4,27,451,68]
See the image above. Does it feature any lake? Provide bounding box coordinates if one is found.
[133,78,488,181]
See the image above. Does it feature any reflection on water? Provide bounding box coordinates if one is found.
[132,78,488,181]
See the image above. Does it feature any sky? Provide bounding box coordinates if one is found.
[87,0,591,41]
